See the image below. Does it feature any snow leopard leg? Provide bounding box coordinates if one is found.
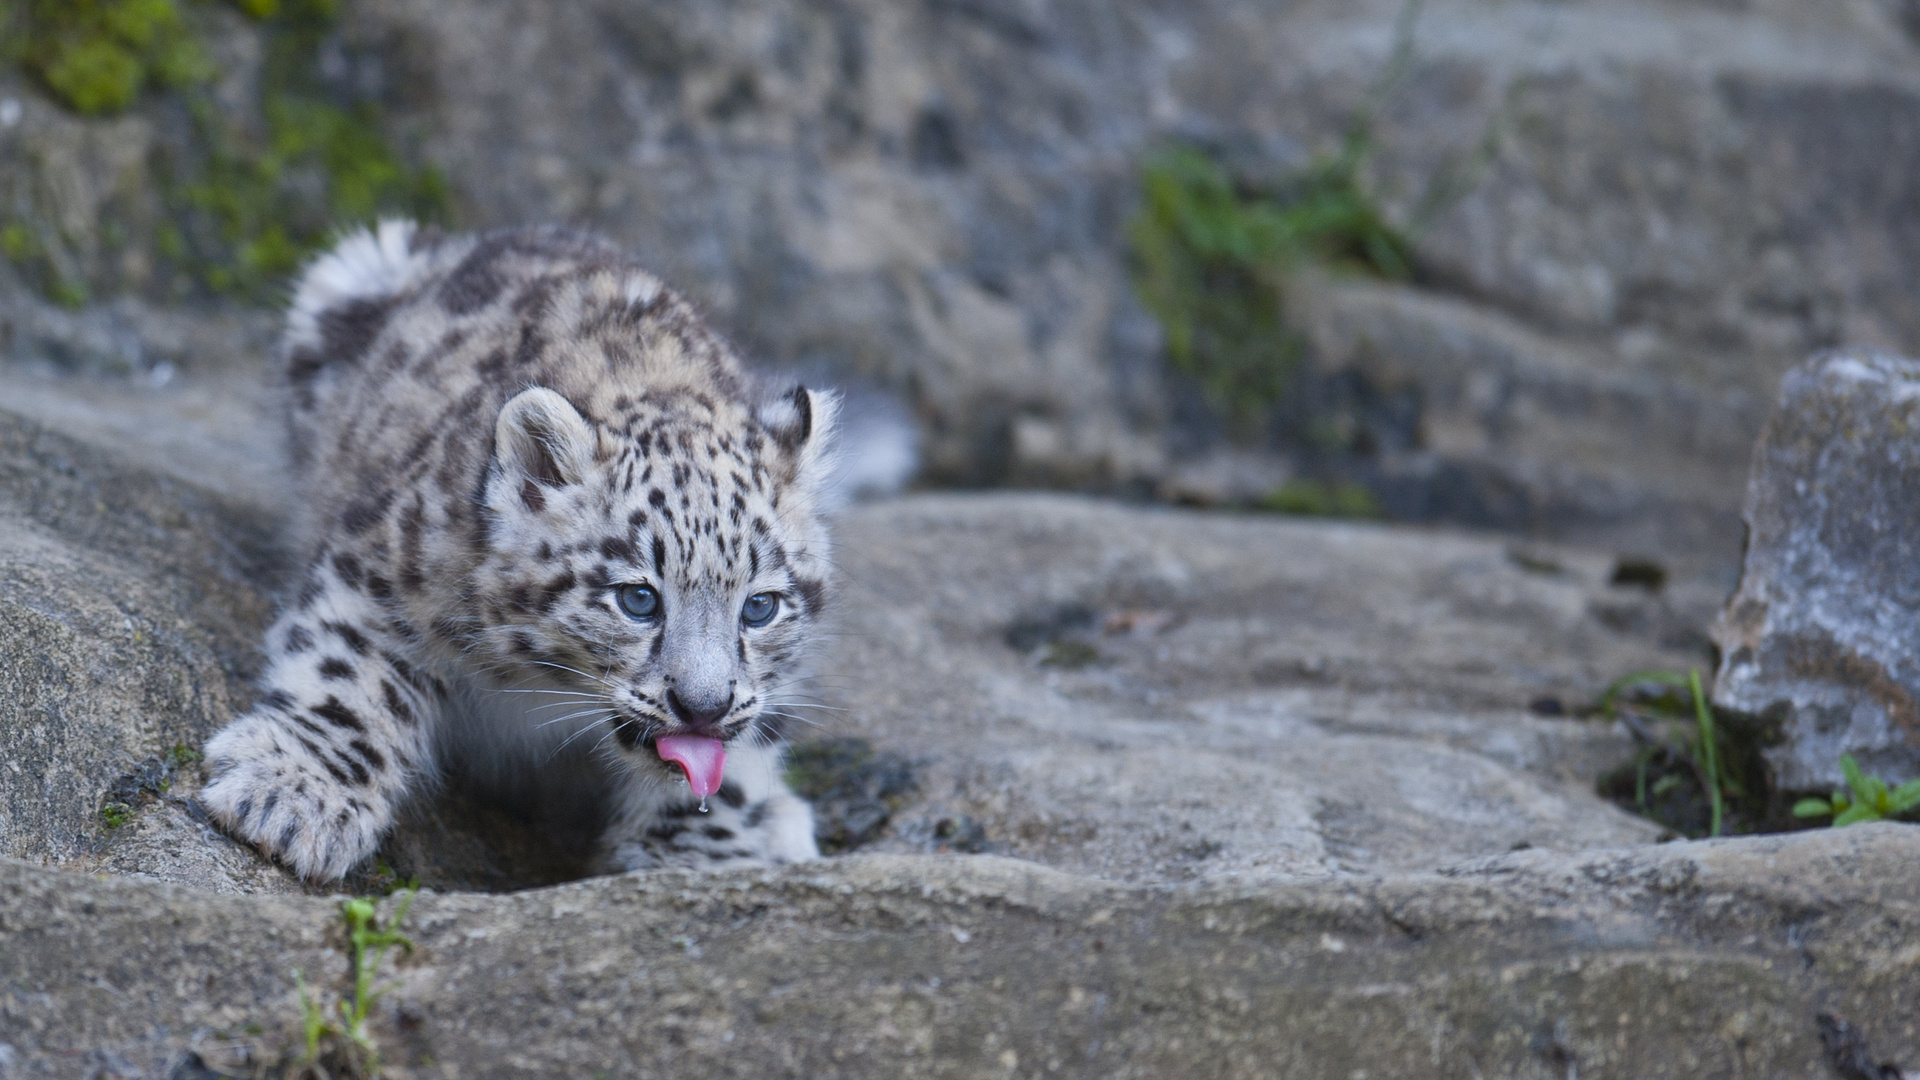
[601,739,818,871]
[200,557,440,881]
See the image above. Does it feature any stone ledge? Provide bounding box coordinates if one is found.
[8,827,1920,1077]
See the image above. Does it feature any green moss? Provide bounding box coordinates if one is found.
[162,0,448,299]
[0,219,90,306]
[1128,138,1413,434]
[1257,479,1383,519]
[2,0,447,304]
[48,278,91,308]
[9,0,211,115]
[0,223,38,264]
[1125,1,1485,441]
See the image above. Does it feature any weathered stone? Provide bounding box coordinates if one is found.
[0,404,278,869]
[10,340,1920,1077]
[1713,351,1920,791]
[1294,275,1762,569]
[7,0,1920,573]
[5,363,1717,897]
[817,493,1712,882]
[9,827,1920,1076]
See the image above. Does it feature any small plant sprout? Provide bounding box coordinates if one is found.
[295,889,416,1073]
[1595,667,1770,838]
[1792,756,1920,827]
[1688,669,1725,838]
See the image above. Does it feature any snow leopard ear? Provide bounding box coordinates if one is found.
[758,385,839,489]
[495,388,596,488]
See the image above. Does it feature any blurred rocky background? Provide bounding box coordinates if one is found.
[9,1,1920,1074]
[9,0,1920,581]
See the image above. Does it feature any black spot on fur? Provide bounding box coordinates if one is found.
[296,573,325,610]
[507,583,535,613]
[381,680,415,725]
[313,696,366,731]
[717,781,746,809]
[512,276,555,318]
[521,479,546,513]
[331,553,364,587]
[324,621,373,656]
[793,574,826,615]
[365,575,393,600]
[513,324,546,369]
[439,243,509,313]
[349,738,387,772]
[261,689,296,711]
[745,801,769,827]
[599,536,635,562]
[286,345,325,387]
[317,657,356,680]
[316,296,397,368]
[703,826,736,841]
[342,489,396,535]
[612,719,644,751]
[649,488,666,508]
[651,535,667,575]
[283,625,314,654]
[311,752,353,788]
[540,569,577,611]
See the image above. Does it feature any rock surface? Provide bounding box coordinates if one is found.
[1713,351,1920,792]
[0,359,1714,894]
[7,0,1920,572]
[10,357,1920,1077]
[11,827,1920,1077]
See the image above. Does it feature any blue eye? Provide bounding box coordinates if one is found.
[616,584,660,619]
[741,592,779,627]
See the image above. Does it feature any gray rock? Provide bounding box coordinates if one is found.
[0,405,277,870]
[820,493,1703,882]
[1713,351,1920,792]
[8,827,1920,1076]
[8,0,1920,573]
[8,355,1920,1076]
[7,361,1713,893]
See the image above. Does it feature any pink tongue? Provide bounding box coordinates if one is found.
[654,735,727,800]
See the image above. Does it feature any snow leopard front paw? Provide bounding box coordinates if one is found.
[200,712,393,882]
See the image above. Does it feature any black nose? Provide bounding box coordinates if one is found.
[664,686,732,732]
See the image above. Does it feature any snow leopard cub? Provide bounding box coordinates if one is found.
[201,222,828,882]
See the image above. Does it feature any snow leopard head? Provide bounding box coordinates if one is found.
[473,380,838,780]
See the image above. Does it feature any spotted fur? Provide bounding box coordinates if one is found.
[202,222,831,881]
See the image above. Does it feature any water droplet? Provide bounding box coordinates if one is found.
[698,797,709,814]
